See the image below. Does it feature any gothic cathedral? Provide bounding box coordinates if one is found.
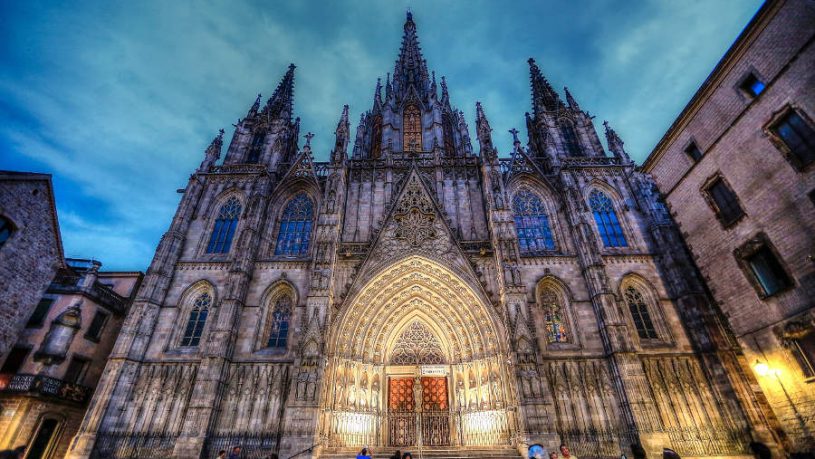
[69,13,781,459]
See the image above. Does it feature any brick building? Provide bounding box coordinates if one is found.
[0,171,64,359]
[0,258,142,459]
[642,0,815,453]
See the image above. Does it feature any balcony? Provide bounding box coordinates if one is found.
[48,274,128,314]
[0,373,92,403]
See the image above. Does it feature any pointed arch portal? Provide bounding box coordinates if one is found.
[323,256,515,448]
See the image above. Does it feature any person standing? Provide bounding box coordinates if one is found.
[228,446,242,459]
[357,447,372,459]
[390,449,401,459]
[560,443,577,459]
[216,450,227,459]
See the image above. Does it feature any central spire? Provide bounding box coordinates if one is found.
[263,63,296,121]
[392,11,431,100]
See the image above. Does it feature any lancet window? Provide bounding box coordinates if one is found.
[274,193,314,257]
[206,197,241,254]
[267,295,291,348]
[180,292,212,347]
[589,190,627,248]
[512,188,555,254]
[403,104,422,153]
[624,286,658,340]
[559,119,581,156]
[442,113,455,155]
[539,288,568,344]
[247,131,265,163]
[371,115,383,159]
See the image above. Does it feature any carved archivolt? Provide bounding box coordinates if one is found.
[328,256,506,364]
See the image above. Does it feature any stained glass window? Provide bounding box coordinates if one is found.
[589,190,627,248]
[403,104,422,153]
[267,295,291,348]
[206,197,241,253]
[560,120,581,156]
[624,287,657,340]
[274,193,314,257]
[540,288,568,343]
[181,292,212,347]
[513,188,555,254]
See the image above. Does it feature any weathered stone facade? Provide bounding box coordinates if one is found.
[0,260,142,459]
[642,0,815,454]
[0,171,64,359]
[70,12,783,459]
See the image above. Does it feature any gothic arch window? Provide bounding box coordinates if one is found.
[589,190,627,248]
[371,115,383,159]
[624,286,658,340]
[442,112,455,155]
[180,292,212,347]
[512,188,555,254]
[559,119,581,156]
[539,287,569,344]
[274,192,314,257]
[403,104,422,153]
[206,197,242,253]
[267,295,291,348]
[247,131,266,163]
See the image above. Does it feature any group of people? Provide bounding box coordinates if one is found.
[529,443,578,459]
[356,447,413,459]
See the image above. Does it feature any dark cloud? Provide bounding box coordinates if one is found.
[0,0,762,270]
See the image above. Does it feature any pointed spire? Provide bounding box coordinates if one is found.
[264,63,296,121]
[440,76,450,106]
[199,129,224,171]
[373,78,383,111]
[476,102,496,160]
[393,11,430,99]
[604,121,631,163]
[564,87,580,110]
[248,93,261,117]
[528,58,563,118]
[385,72,393,100]
[333,105,350,163]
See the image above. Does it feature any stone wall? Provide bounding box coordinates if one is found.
[0,172,63,360]
[643,0,815,452]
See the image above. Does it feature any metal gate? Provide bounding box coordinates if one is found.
[387,377,450,447]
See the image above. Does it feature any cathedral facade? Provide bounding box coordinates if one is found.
[68,13,783,459]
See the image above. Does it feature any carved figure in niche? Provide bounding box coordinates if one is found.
[335,368,346,409]
[413,376,423,412]
[371,377,380,411]
[491,371,501,406]
[359,371,369,409]
[327,191,336,213]
[456,377,466,409]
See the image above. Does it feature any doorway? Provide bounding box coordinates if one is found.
[387,376,450,447]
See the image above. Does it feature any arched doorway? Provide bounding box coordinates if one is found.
[321,256,515,449]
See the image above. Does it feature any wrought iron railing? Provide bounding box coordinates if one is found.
[0,373,91,403]
[49,275,128,313]
[204,432,281,459]
[91,432,177,459]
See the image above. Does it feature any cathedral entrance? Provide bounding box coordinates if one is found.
[322,256,515,449]
[387,375,451,447]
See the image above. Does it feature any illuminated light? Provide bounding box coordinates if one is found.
[754,361,770,377]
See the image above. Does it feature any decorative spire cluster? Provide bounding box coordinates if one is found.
[263,63,296,121]
[603,121,631,162]
[392,11,432,100]
[528,58,564,118]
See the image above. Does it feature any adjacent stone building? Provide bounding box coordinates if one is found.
[0,259,142,459]
[642,0,815,454]
[0,171,64,359]
[68,11,786,459]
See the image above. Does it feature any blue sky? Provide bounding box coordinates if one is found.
[0,0,762,271]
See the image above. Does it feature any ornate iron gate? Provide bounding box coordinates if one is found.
[387,376,451,447]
